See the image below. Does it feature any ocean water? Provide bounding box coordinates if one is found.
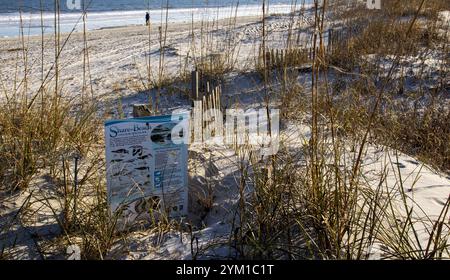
[0,0,313,37]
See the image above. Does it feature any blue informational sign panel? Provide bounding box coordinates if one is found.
[104,113,189,227]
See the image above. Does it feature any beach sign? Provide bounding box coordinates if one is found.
[104,113,190,227]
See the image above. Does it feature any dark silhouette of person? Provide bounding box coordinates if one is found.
[145,12,150,26]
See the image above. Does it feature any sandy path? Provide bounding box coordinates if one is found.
[0,14,304,106]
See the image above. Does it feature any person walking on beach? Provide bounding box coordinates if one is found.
[145,12,150,26]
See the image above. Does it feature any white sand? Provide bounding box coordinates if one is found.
[0,14,311,106]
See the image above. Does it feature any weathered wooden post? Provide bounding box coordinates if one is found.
[191,70,199,100]
[202,95,207,142]
[270,49,275,69]
[193,100,203,143]
[206,81,210,96]
[208,91,213,115]
[275,49,279,68]
[216,85,221,112]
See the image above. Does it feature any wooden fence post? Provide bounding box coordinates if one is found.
[191,70,199,100]
[193,100,203,143]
